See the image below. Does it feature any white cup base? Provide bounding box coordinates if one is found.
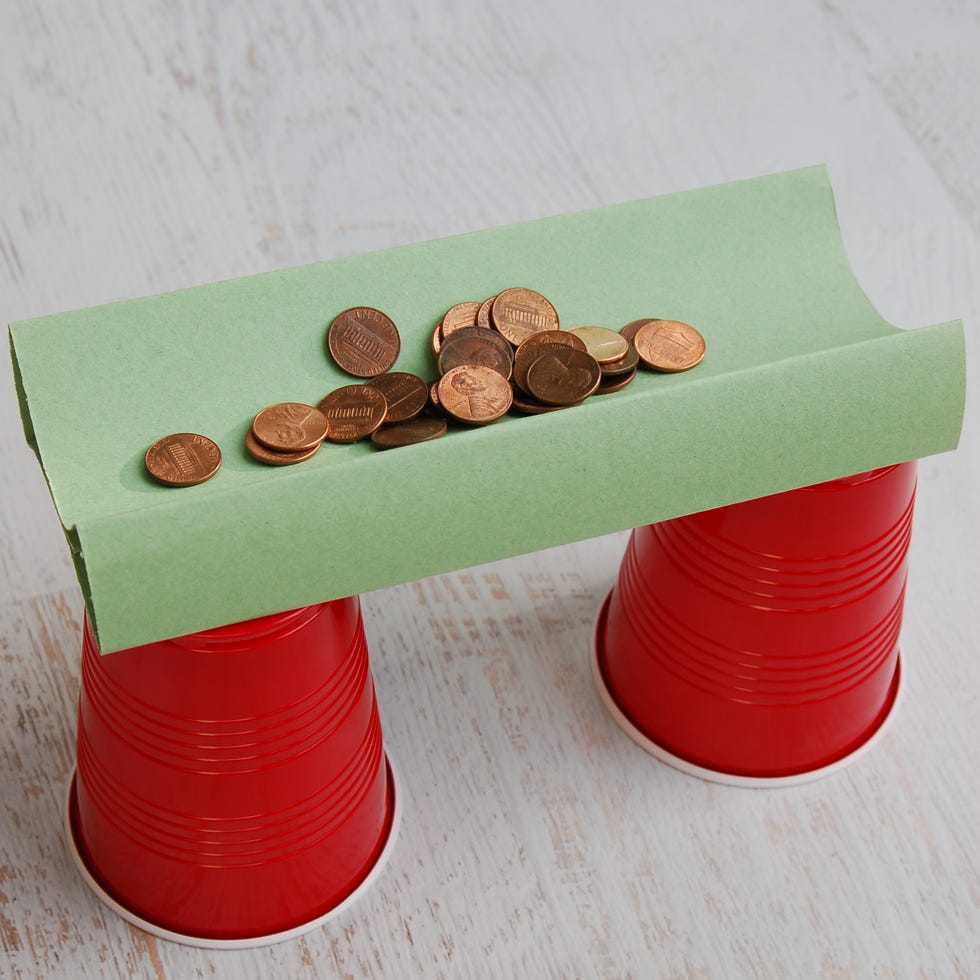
[591,589,904,788]
[64,755,402,949]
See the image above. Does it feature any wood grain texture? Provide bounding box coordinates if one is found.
[1,0,978,976]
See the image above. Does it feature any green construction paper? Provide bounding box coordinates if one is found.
[9,166,966,653]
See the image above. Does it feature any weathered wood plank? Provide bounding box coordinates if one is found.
[0,0,977,975]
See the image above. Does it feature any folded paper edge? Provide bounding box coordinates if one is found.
[78,316,966,653]
[8,326,37,454]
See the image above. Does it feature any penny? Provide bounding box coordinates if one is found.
[634,319,706,372]
[620,318,658,344]
[525,347,601,405]
[245,428,321,466]
[599,342,639,377]
[145,432,221,487]
[443,324,514,349]
[441,301,482,340]
[427,379,445,415]
[327,307,401,377]
[252,402,328,452]
[476,295,497,330]
[431,321,444,359]
[510,392,583,414]
[513,341,579,394]
[594,366,638,394]
[491,287,559,346]
[364,371,429,423]
[438,365,513,424]
[514,330,586,359]
[317,384,388,442]
[568,326,630,364]
[438,328,513,379]
[371,416,448,449]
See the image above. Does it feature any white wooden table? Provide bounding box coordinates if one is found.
[2,2,977,976]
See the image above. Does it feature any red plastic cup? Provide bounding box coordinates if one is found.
[67,597,397,945]
[594,463,915,783]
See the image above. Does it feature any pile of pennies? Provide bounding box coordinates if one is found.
[144,287,705,485]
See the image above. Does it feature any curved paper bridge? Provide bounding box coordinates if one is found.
[9,166,966,653]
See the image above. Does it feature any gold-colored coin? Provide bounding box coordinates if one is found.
[252,402,328,452]
[634,319,706,372]
[438,365,512,424]
[317,385,388,442]
[491,287,559,346]
[145,433,221,487]
[245,428,321,466]
[567,326,630,364]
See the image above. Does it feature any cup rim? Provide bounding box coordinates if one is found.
[63,754,402,948]
[591,588,904,787]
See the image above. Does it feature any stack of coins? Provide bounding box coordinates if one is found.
[245,402,329,465]
[146,289,708,483]
[626,318,706,373]
[433,287,588,418]
[431,293,517,424]
[425,287,706,418]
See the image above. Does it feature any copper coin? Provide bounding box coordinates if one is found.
[441,301,482,340]
[599,342,639,377]
[317,385,388,442]
[144,432,221,487]
[364,372,429,423]
[568,326,630,364]
[371,416,448,450]
[246,428,321,466]
[634,319,706,372]
[431,321,444,359]
[438,365,513,424]
[438,328,513,379]
[427,379,445,416]
[525,348,601,405]
[476,295,497,330]
[443,324,513,347]
[491,287,559,346]
[594,366,638,394]
[327,307,401,377]
[510,393,583,415]
[513,341,579,394]
[621,318,658,344]
[514,330,586,359]
[252,402,328,452]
